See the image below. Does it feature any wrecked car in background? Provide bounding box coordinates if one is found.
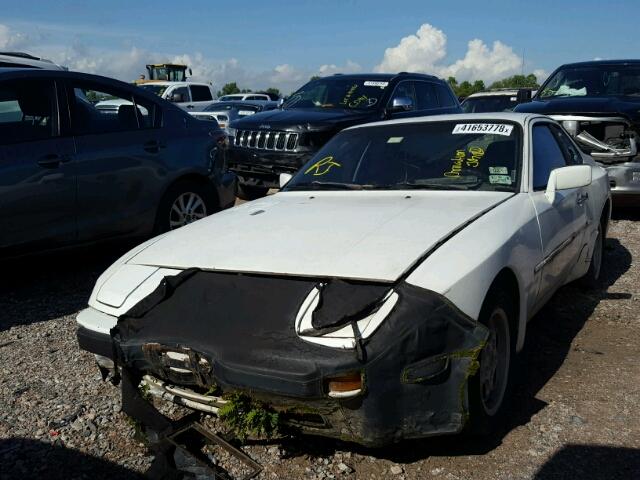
[76,113,610,449]
[516,60,640,202]
[461,88,534,113]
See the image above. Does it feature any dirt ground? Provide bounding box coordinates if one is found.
[0,207,639,480]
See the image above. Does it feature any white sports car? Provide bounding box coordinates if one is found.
[76,113,610,447]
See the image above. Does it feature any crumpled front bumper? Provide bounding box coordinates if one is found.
[106,270,488,447]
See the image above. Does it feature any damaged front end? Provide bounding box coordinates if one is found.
[111,269,488,448]
[554,114,640,194]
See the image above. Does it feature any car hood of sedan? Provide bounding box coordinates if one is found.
[128,191,512,282]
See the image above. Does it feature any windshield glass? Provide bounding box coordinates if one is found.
[284,121,521,192]
[140,84,168,96]
[539,65,640,98]
[283,77,391,110]
[219,95,243,101]
[205,102,260,113]
[462,95,519,113]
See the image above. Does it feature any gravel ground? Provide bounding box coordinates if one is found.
[1,209,639,480]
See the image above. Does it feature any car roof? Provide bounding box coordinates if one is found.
[0,52,65,70]
[141,81,210,87]
[346,112,545,131]
[556,59,640,68]
[319,72,441,82]
[465,90,520,98]
[0,68,179,105]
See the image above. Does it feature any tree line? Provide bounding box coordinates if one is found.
[217,73,542,100]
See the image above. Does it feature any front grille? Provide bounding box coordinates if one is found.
[234,129,299,151]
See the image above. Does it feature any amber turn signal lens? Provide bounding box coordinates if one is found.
[328,372,362,393]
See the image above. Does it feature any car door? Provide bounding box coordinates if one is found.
[0,76,76,253]
[413,81,459,115]
[529,122,585,304]
[65,79,166,241]
[188,85,214,111]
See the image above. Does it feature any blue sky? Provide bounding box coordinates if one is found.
[1,0,639,92]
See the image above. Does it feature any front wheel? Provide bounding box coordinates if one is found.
[467,288,516,434]
[237,184,269,201]
[155,181,216,233]
[579,221,604,288]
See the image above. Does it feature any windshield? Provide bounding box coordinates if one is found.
[205,102,260,113]
[140,84,168,96]
[539,65,640,98]
[284,121,521,192]
[283,77,391,110]
[219,95,243,101]
[461,95,519,113]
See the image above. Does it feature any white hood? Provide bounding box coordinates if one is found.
[129,191,511,282]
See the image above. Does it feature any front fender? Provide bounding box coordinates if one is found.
[405,194,541,352]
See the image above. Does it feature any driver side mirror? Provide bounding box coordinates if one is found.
[387,96,414,114]
[171,93,184,103]
[279,173,293,188]
[545,165,592,202]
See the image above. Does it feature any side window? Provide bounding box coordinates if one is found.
[171,86,190,102]
[435,83,457,107]
[532,124,568,190]
[550,124,582,165]
[413,82,438,110]
[190,85,213,102]
[132,94,161,129]
[68,82,143,135]
[388,81,416,110]
[0,79,56,145]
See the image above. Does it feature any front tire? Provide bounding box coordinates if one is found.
[579,220,604,289]
[155,180,216,233]
[467,288,516,434]
[237,183,269,201]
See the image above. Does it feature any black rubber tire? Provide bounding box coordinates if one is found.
[154,180,216,234]
[467,287,517,435]
[579,220,605,289]
[237,183,269,201]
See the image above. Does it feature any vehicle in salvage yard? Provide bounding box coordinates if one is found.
[0,68,236,257]
[227,72,461,200]
[515,59,640,202]
[76,113,610,448]
[189,100,278,135]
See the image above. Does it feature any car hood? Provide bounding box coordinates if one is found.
[127,191,512,282]
[230,108,376,131]
[516,96,640,121]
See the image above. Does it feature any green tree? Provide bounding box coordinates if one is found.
[489,73,539,90]
[309,75,321,82]
[264,87,281,99]
[217,82,241,97]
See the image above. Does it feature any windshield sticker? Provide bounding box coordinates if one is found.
[489,174,512,185]
[340,84,359,107]
[489,166,508,175]
[364,81,389,88]
[444,147,485,177]
[452,124,514,136]
[238,110,256,116]
[387,137,404,143]
[305,156,341,176]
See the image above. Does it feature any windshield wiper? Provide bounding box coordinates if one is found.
[287,181,365,190]
[389,181,482,190]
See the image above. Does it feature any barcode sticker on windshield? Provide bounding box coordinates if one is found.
[238,110,255,115]
[452,123,514,136]
[364,81,389,88]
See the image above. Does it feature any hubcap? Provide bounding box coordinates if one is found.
[169,192,207,229]
[479,307,510,416]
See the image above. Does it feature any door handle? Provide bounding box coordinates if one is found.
[186,105,195,109]
[577,192,589,206]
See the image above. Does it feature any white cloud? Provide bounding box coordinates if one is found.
[375,23,524,84]
[0,23,31,50]
[533,68,548,84]
[318,60,362,76]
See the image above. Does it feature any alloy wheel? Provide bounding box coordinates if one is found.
[479,307,511,416]
[169,192,207,230]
